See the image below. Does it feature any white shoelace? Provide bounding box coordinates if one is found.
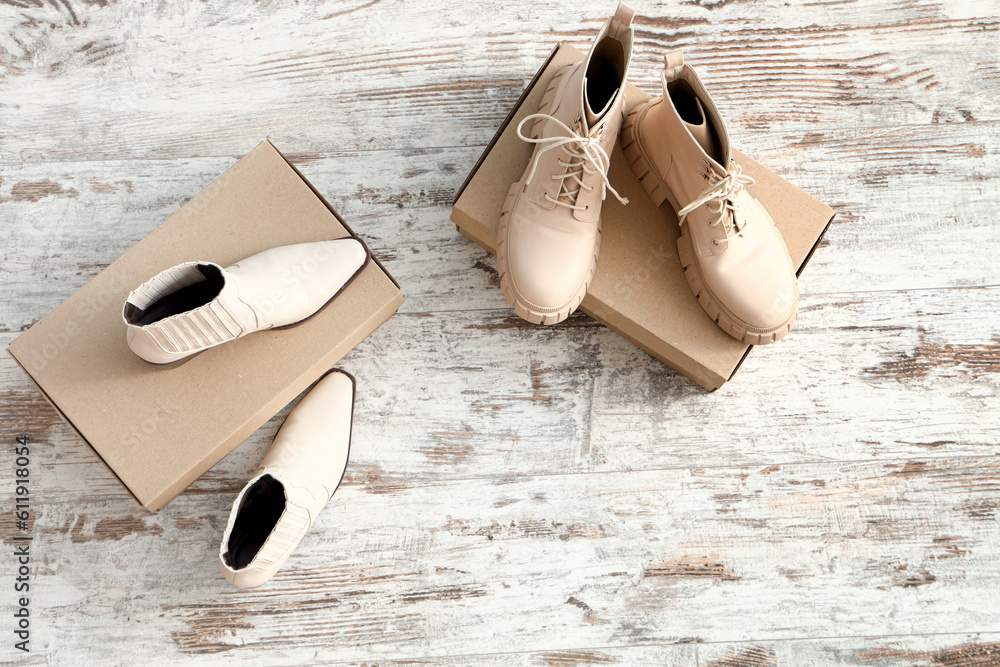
[516,113,628,211]
[677,162,755,244]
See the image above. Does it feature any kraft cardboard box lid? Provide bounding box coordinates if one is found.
[452,43,834,390]
[7,140,404,511]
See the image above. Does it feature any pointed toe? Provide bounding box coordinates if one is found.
[122,237,369,363]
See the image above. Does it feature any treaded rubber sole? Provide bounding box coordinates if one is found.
[676,224,798,345]
[621,103,673,209]
[622,102,798,345]
[496,64,599,326]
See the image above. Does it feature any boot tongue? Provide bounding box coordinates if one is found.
[684,97,719,162]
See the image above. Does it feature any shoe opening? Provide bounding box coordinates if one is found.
[123,264,225,326]
[222,475,286,570]
[668,78,723,164]
[585,36,626,119]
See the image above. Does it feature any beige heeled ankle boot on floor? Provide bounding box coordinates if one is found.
[621,51,798,344]
[219,369,355,588]
[497,2,635,325]
[122,238,369,364]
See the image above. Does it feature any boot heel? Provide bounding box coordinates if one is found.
[621,104,671,208]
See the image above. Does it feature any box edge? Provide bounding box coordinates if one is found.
[796,213,836,278]
[144,290,405,512]
[267,139,404,296]
[451,43,562,208]
[5,347,146,509]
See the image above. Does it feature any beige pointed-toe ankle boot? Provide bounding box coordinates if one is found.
[123,238,369,364]
[497,2,635,325]
[220,369,355,588]
[621,51,798,344]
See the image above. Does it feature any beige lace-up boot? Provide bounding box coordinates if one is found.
[497,2,635,325]
[621,51,798,344]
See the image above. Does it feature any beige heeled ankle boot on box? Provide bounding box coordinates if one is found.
[122,238,369,364]
[621,51,798,344]
[497,2,635,325]
[219,369,354,588]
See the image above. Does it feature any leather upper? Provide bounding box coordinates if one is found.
[219,369,355,588]
[506,201,600,310]
[696,193,798,330]
[634,51,798,332]
[226,239,367,329]
[123,238,368,363]
[257,369,354,507]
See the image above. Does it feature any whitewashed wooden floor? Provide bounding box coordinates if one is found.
[2,0,999,665]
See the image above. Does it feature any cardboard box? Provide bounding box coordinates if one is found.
[451,43,834,390]
[7,140,404,511]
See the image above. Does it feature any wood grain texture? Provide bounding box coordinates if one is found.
[0,0,997,161]
[1,0,999,663]
[2,284,998,491]
[4,444,1000,662]
[0,120,997,324]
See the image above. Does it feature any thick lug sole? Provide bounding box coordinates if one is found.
[621,102,680,210]
[623,101,798,345]
[497,64,599,326]
[677,224,798,345]
[497,182,601,325]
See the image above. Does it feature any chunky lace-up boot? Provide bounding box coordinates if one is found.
[621,51,798,344]
[497,2,635,325]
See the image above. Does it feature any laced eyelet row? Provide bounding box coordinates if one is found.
[676,162,756,241]
[516,113,629,212]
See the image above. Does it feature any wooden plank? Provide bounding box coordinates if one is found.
[2,451,998,661]
[0,0,997,162]
[0,120,997,331]
[2,281,998,498]
[697,637,1000,667]
[318,636,1000,666]
[7,631,1000,666]
[2,0,998,662]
